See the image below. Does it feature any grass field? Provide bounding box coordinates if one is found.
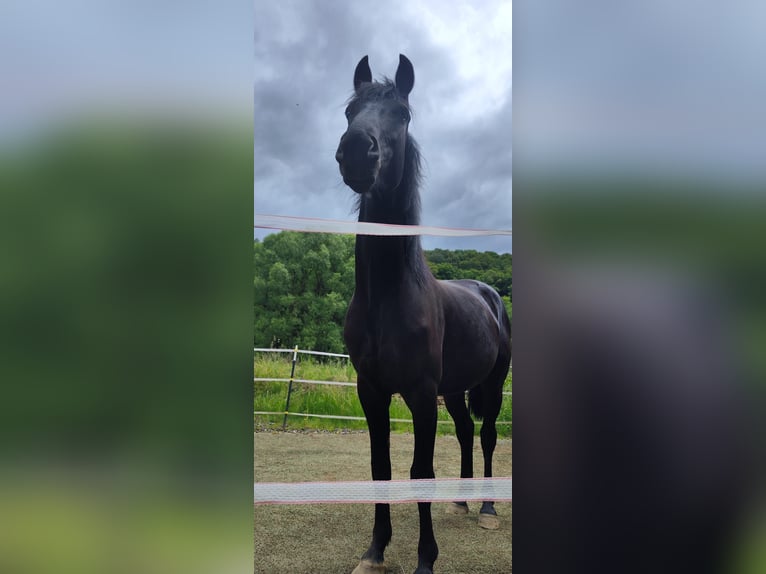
[254,352,512,437]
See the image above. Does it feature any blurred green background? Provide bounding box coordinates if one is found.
[0,115,254,574]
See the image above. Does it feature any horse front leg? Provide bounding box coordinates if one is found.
[404,385,439,574]
[353,380,392,574]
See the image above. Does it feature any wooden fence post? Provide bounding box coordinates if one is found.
[282,346,299,429]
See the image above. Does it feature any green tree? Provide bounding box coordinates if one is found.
[425,249,512,300]
[254,233,512,353]
[254,232,355,353]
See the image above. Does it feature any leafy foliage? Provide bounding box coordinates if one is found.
[253,232,512,352]
[425,248,513,320]
[254,233,355,352]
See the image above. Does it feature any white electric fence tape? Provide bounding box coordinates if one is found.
[254,477,512,505]
[253,377,358,387]
[254,214,512,237]
[253,347,350,358]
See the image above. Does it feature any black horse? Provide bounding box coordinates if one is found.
[336,54,512,574]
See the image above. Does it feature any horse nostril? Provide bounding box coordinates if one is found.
[367,136,379,160]
[335,148,343,164]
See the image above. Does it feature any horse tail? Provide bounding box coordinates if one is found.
[468,386,484,420]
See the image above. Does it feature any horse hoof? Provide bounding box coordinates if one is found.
[446,502,469,514]
[352,559,387,574]
[478,512,500,530]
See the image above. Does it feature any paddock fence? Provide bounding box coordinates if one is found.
[254,346,513,506]
[254,346,512,430]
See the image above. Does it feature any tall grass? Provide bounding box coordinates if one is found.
[254,352,512,437]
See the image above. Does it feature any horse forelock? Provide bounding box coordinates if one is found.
[348,78,412,111]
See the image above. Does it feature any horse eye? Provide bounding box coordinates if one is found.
[344,108,352,119]
[401,109,410,123]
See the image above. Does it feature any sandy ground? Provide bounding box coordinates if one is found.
[254,430,512,574]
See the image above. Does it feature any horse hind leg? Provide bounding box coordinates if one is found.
[477,415,501,530]
[477,359,509,530]
[443,392,474,514]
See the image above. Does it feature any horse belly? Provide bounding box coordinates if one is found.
[438,298,503,394]
[438,340,499,395]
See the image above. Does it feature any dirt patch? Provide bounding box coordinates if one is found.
[255,431,512,573]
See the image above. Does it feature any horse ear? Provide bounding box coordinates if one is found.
[353,55,372,93]
[395,54,414,100]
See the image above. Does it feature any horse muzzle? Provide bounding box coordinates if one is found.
[336,131,380,194]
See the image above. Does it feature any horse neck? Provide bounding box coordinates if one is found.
[354,180,430,298]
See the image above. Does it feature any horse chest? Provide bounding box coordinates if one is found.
[346,296,442,386]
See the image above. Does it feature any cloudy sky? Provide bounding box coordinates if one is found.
[514,1,766,181]
[253,0,513,253]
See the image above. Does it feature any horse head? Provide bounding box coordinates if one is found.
[336,54,415,196]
